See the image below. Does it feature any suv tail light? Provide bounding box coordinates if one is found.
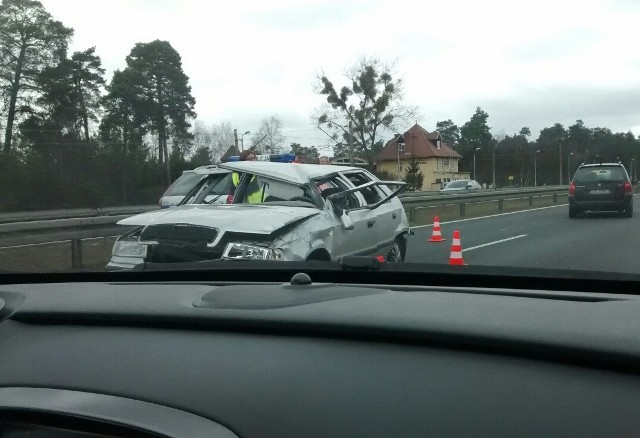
[226,194,234,204]
[569,182,576,195]
[624,181,633,193]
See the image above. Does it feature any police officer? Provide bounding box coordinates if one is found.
[230,150,265,203]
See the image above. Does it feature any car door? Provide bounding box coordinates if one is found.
[318,175,380,258]
[339,171,404,255]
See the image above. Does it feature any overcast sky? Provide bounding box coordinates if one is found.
[41,0,640,152]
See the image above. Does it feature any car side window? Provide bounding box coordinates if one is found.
[342,172,383,206]
[316,177,360,210]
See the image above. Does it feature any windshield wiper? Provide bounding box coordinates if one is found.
[203,194,224,205]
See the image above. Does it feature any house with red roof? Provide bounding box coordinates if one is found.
[375,124,470,191]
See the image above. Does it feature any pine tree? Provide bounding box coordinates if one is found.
[403,156,424,192]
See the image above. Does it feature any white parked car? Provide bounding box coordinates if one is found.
[440,179,482,193]
[107,162,410,270]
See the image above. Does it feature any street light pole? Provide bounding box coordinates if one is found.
[240,130,250,152]
[395,134,405,177]
[473,147,481,181]
[558,141,563,185]
[567,152,574,184]
[534,149,541,187]
[492,142,496,188]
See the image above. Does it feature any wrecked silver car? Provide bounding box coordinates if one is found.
[106,162,410,270]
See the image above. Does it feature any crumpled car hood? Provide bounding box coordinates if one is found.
[118,204,321,235]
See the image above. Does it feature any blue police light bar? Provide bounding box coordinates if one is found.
[226,153,295,163]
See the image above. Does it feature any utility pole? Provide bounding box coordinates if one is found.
[348,121,354,166]
[234,129,239,151]
[558,142,563,185]
[567,152,574,184]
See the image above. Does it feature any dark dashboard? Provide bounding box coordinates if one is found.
[1,268,640,437]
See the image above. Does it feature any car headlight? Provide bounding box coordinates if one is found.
[112,239,148,258]
[222,243,283,261]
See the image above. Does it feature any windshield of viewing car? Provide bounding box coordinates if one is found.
[0,0,639,277]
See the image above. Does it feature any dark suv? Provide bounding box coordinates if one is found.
[568,163,633,218]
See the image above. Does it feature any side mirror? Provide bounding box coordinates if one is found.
[340,211,354,230]
[332,203,354,230]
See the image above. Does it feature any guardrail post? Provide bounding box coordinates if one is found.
[459,202,466,217]
[71,239,83,268]
[498,198,504,212]
[409,207,415,223]
[553,193,558,203]
[528,195,533,207]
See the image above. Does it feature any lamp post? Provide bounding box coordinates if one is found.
[534,149,541,187]
[567,152,574,184]
[492,142,496,189]
[473,147,481,181]
[240,131,250,152]
[395,134,405,176]
[630,158,635,182]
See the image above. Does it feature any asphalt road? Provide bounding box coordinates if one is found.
[405,195,639,274]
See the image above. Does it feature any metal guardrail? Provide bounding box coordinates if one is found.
[0,207,155,268]
[0,205,157,224]
[0,187,570,268]
[400,186,568,222]
[398,185,567,201]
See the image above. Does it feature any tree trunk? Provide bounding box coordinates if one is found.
[162,135,170,187]
[158,131,164,164]
[122,126,128,204]
[156,78,170,187]
[3,46,26,153]
[78,87,90,143]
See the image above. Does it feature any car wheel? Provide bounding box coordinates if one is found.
[569,207,578,218]
[624,207,633,218]
[387,237,405,263]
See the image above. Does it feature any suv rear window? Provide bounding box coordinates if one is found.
[573,167,627,183]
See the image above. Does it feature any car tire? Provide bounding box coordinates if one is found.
[624,207,633,218]
[387,236,405,263]
[569,207,578,218]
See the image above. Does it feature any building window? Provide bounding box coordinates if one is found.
[443,158,450,168]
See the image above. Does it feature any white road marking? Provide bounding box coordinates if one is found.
[462,235,528,252]
[411,203,568,229]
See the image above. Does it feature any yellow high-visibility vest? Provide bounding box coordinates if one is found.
[232,172,264,204]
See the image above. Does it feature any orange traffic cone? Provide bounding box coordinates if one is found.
[449,230,465,266]
[428,216,446,242]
